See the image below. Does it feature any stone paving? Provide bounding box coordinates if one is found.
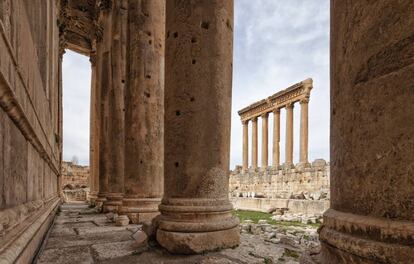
[36,203,316,264]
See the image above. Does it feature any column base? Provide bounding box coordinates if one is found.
[88,191,98,205]
[120,197,161,224]
[103,193,123,213]
[319,209,414,264]
[157,198,240,254]
[157,226,240,254]
[95,193,108,208]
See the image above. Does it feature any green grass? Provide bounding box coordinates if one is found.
[282,248,300,259]
[233,210,320,228]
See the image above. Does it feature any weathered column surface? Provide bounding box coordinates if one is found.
[285,103,294,165]
[121,0,165,224]
[242,120,249,172]
[101,0,127,213]
[95,9,111,207]
[261,113,268,168]
[157,0,239,254]
[272,109,280,167]
[251,117,258,169]
[88,51,99,204]
[299,98,309,165]
[320,1,414,263]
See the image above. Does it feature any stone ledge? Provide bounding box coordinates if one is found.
[0,197,60,264]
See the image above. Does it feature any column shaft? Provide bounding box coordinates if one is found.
[320,1,414,262]
[158,0,239,254]
[99,1,127,213]
[272,109,280,167]
[285,104,294,165]
[261,113,269,168]
[242,121,249,172]
[251,117,258,169]
[88,50,99,204]
[299,99,309,164]
[95,9,111,207]
[122,0,165,224]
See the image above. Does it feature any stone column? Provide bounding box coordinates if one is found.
[285,103,294,165]
[251,117,258,169]
[272,109,280,167]
[319,1,414,263]
[242,120,249,172]
[157,0,239,254]
[95,10,110,207]
[102,0,127,213]
[88,50,99,204]
[261,113,269,168]
[299,98,309,165]
[121,0,165,224]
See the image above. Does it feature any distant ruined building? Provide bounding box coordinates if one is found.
[61,162,90,202]
[0,1,413,263]
[229,79,330,216]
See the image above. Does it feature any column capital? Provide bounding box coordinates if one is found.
[286,102,294,109]
[261,112,269,118]
[273,108,281,114]
[241,120,249,125]
[251,116,258,122]
[300,97,310,104]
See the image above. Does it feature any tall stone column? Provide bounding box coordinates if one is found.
[251,117,258,169]
[319,1,414,263]
[261,113,269,168]
[299,98,309,165]
[272,109,280,167]
[88,50,99,204]
[157,0,239,254]
[100,0,127,213]
[121,0,165,224]
[242,120,249,172]
[285,103,294,165]
[95,9,111,208]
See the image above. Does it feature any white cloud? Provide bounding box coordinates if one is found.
[62,50,91,165]
[62,1,330,168]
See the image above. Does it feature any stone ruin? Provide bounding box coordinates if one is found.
[230,80,330,223]
[0,0,413,263]
[61,161,90,202]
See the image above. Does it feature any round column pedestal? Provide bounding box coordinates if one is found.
[95,192,108,208]
[156,198,240,254]
[88,191,98,205]
[103,193,123,213]
[319,209,414,263]
[120,198,161,224]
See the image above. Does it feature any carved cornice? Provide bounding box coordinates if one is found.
[238,78,313,122]
[59,0,99,55]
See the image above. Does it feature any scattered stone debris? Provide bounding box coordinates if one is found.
[37,204,320,263]
[116,215,130,226]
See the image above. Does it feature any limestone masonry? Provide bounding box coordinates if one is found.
[0,0,413,263]
[61,162,90,202]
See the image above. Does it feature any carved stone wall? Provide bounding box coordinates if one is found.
[61,161,89,202]
[0,0,61,262]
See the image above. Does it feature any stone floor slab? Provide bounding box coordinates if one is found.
[37,246,94,264]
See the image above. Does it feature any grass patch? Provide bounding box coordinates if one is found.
[233,210,320,228]
[282,248,300,259]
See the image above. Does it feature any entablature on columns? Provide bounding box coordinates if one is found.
[238,78,313,122]
[59,0,103,56]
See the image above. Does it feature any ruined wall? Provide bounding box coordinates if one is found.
[230,159,330,200]
[61,161,89,202]
[229,159,329,217]
[0,0,61,262]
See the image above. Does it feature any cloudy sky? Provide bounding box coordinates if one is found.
[62,0,330,168]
